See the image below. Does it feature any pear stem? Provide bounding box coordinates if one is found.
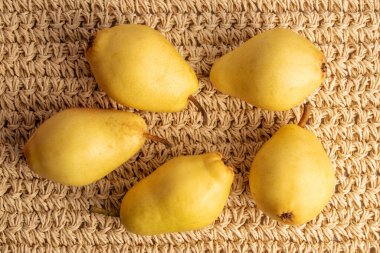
[143,133,173,148]
[90,206,119,217]
[321,62,327,73]
[88,34,96,48]
[188,95,208,125]
[298,103,312,128]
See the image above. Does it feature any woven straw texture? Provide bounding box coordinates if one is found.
[1,0,379,252]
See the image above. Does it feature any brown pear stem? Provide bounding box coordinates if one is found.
[298,103,312,128]
[321,62,327,73]
[188,95,207,125]
[88,34,96,48]
[143,133,173,148]
[90,206,119,217]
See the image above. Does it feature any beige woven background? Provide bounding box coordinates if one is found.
[1,0,379,252]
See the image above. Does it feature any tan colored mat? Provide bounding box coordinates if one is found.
[1,0,379,252]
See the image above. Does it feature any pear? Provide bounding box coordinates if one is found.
[119,152,234,235]
[249,105,335,225]
[24,108,168,186]
[210,28,326,111]
[86,24,199,113]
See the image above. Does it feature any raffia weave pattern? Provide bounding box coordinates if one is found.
[1,0,379,252]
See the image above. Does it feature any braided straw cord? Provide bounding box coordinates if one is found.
[0,0,379,252]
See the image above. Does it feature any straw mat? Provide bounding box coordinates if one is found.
[0,0,379,252]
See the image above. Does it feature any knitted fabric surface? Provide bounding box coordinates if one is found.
[1,0,379,252]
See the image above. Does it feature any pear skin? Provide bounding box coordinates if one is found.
[86,24,199,112]
[249,124,335,225]
[24,108,147,186]
[210,28,326,111]
[120,152,234,235]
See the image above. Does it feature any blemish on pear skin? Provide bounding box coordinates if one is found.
[278,212,293,222]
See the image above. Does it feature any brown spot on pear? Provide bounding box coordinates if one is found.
[278,212,293,223]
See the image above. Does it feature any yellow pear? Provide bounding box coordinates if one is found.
[24,108,155,186]
[249,105,335,225]
[210,28,326,111]
[86,24,199,112]
[119,152,234,235]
